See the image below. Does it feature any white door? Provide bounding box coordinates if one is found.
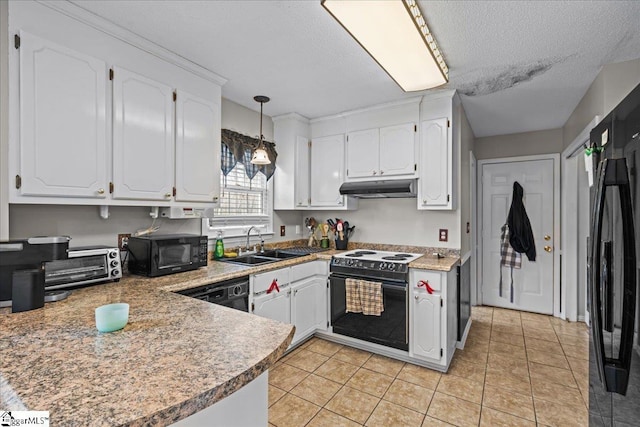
[346,128,379,179]
[481,158,555,314]
[19,32,108,198]
[294,136,310,208]
[412,291,441,361]
[291,277,327,345]
[175,90,220,203]
[252,289,291,325]
[310,134,345,207]
[418,118,450,208]
[379,123,416,177]
[112,67,174,201]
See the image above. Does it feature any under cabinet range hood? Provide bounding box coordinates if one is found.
[338,179,417,198]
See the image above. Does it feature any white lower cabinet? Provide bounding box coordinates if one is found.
[251,262,328,347]
[409,268,457,368]
[291,277,328,344]
[253,287,291,325]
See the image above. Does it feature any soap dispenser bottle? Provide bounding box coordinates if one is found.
[214,231,224,259]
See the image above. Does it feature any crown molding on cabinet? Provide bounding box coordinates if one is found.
[35,0,228,86]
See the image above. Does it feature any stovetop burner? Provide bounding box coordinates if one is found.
[345,250,377,257]
[381,256,408,261]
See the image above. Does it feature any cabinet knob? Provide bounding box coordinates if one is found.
[165,193,172,198]
[380,170,384,175]
[97,188,105,195]
[423,200,427,204]
[415,295,419,300]
[213,196,219,202]
[294,289,298,295]
[372,170,377,175]
[544,245,553,253]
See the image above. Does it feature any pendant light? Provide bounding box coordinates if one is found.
[251,95,271,165]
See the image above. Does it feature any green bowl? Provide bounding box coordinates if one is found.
[95,303,129,333]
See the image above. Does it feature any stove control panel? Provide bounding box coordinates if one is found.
[331,257,409,273]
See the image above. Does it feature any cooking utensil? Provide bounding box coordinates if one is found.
[347,226,355,238]
[336,222,344,240]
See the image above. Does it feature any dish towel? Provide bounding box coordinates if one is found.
[360,280,384,316]
[499,223,521,303]
[345,278,362,313]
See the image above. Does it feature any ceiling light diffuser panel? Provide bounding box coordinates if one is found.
[322,0,448,91]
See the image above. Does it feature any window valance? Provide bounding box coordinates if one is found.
[221,129,277,180]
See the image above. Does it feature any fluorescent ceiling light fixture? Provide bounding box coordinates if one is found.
[322,0,449,91]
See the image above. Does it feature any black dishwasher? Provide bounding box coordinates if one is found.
[176,276,249,312]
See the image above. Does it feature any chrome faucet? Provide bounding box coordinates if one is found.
[246,226,264,253]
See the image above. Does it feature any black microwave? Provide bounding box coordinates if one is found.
[127,234,208,277]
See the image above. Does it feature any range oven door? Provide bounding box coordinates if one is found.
[330,273,408,351]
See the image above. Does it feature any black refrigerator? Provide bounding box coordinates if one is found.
[588,82,640,426]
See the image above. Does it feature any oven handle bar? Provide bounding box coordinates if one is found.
[329,273,407,288]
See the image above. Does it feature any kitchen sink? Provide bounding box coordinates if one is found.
[259,250,302,259]
[220,255,280,265]
[219,247,325,266]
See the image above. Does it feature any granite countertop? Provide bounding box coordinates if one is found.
[1,270,294,426]
[0,243,458,426]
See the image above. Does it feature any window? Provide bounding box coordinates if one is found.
[204,142,273,242]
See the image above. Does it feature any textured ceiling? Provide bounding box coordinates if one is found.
[71,0,640,138]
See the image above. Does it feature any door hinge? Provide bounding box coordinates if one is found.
[172,186,177,197]
[109,68,114,81]
[308,140,311,148]
[346,135,349,142]
[14,34,20,49]
[109,182,114,194]
[414,163,417,171]
[173,91,177,102]
[15,175,21,189]
[251,302,255,312]
[440,299,443,307]
[447,120,451,128]
[447,194,450,202]
[440,348,443,357]
[327,321,329,328]
[414,124,417,132]
[346,169,349,176]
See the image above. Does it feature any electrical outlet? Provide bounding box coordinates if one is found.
[118,233,131,250]
[439,229,448,242]
[280,225,286,236]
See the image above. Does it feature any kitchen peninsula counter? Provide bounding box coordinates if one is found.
[0,265,294,426]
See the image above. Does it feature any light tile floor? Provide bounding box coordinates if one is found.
[268,306,590,427]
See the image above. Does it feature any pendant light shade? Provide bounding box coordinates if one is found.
[251,95,271,165]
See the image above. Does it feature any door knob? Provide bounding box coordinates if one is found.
[544,235,551,241]
[544,245,552,252]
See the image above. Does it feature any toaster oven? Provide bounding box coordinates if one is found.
[44,246,122,290]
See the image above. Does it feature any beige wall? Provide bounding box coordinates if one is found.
[563,58,640,148]
[8,98,302,246]
[0,1,8,240]
[474,128,563,160]
[459,107,474,254]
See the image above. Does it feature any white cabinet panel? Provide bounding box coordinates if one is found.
[412,291,441,361]
[291,277,328,344]
[19,32,107,198]
[252,289,291,325]
[379,123,415,177]
[112,67,174,200]
[175,90,220,203]
[310,134,346,207]
[346,128,379,179]
[294,136,310,207]
[419,118,450,208]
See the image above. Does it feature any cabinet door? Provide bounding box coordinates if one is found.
[346,128,379,179]
[379,123,416,177]
[291,277,328,345]
[419,118,449,208]
[310,134,346,207]
[19,32,108,198]
[252,289,291,325]
[112,67,174,200]
[294,136,310,208]
[175,90,220,203]
[412,292,441,361]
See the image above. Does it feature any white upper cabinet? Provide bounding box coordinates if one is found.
[175,90,220,203]
[18,32,108,198]
[294,136,311,208]
[112,67,175,201]
[379,123,416,177]
[346,123,416,180]
[419,118,449,208]
[346,128,379,178]
[310,134,348,208]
